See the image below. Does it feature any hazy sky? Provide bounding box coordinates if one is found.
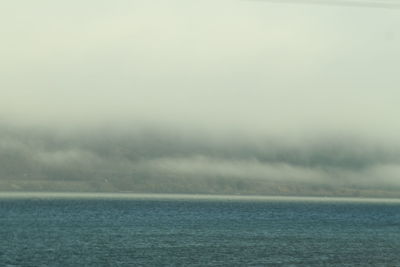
[1,1,400,196]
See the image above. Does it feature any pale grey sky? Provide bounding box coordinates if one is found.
[1,1,399,136]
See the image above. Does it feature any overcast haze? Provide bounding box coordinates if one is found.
[1,1,400,196]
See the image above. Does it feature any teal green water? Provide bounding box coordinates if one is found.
[1,197,400,266]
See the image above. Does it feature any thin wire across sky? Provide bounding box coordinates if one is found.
[250,0,400,9]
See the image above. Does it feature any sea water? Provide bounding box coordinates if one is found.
[1,194,400,266]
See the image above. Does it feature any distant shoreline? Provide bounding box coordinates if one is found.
[1,192,400,203]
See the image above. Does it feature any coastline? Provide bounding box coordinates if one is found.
[1,191,400,203]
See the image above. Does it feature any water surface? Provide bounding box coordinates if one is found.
[1,194,399,266]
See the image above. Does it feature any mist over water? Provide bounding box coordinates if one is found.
[2,2,400,266]
[1,1,400,197]
[0,122,400,197]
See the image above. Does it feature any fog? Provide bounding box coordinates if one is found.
[1,1,400,196]
[1,123,400,197]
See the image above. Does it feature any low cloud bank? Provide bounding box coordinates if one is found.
[1,123,400,197]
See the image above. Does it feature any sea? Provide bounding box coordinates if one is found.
[1,193,400,266]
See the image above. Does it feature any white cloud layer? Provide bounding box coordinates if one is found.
[1,1,400,195]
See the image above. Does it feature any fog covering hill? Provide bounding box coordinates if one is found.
[1,123,400,197]
[1,1,400,197]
